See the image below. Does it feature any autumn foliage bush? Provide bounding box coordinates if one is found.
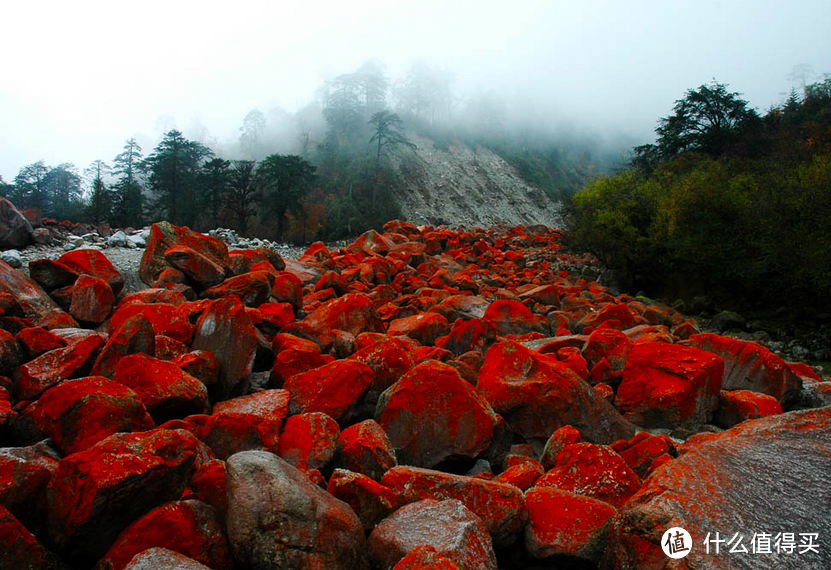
[567,78,831,309]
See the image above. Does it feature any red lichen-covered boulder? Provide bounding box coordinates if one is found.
[439,318,498,357]
[540,425,583,471]
[119,288,187,308]
[388,312,452,346]
[15,326,66,360]
[164,244,227,289]
[33,376,154,454]
[191,296,257,402]
[109,303,194,344]
[226,451,369,570]
[173,350,221,387]
[155,333,190,360]
[68,274,114,325]
[57,248,124,296]
[270,347,334,388]
[582,328,632,371]
[518,284,561,307]
[429,295,490,322]
[271,272,304,311]
[0,443,60,533]
[327,469,398,532]
[534,442,641,508]
[90,314,155,378]
[191,459,227,515]
[613,432,677,478]
[14,334,105,400]
[494,459,544,490]
[95,499,232,570]
[0,259,61,322]
[349,229,394,254]
[212,389,290,424]
[0,328,23,376]
[284,360,374,424]
[199,412,281,460]
[278,412,340,471]
[0,386,12,429]
[482,299,549,336]
[714,389,783,428]
[46,429,202,565]
[0,504,68,570]
[524,486,616,563]
[368,499,497,570]
[37,308,79,330]
[615,342,724,428]
[684,333,802,408]
[315,270,349,296]
[348,337,416,400]
[477,341,636,448]
[333,419,397,482]
[113,354,208,423]
[576,302,645,333]
[201,270,274,307]
[302,293,384,337]
[140,221,230,286]
[256,302,295,334]
[605,408,831,570]
[392,545,462,570]
[382,466,527,547]
[555,346,590,380]
[29,258,79,292]
[376,360,499,469]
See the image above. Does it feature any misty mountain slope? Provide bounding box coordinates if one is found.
[393,133,564,228]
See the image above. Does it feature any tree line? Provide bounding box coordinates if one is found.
[0,59,434,241]
[1,57,605,240]
[567,75,831,315]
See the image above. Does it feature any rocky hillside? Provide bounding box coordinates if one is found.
[394,133,563,228]
[0,218,829,569]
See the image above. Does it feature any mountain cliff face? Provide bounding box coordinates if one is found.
[394,133,564,228]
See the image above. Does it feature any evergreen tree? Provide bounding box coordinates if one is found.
[226,160,260,235]
[112,138,145,228]
[12,160,50,212]
[256,154,316,240]
[0,176,11,199]
[200,157,231,229]
[239,110,266,160]
[84,160,112,224]
[144,130,212,226]
[43,163,83,218]
[368,110,416,207]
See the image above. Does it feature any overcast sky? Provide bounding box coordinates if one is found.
[2,0,829,180]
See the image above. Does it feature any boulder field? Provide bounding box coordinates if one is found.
[0,219,828,569]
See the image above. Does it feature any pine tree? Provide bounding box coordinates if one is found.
[112,138,145,228]
[144,130,212,226]
[256,154,316,240]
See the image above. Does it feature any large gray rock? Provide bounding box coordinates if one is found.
[123,548,211,570]
[0,197,33,249]
[367,499,497,570]
[226,451,368,570]
[108,230,128,247]
[0,249,23,268]
[603,407,831,569]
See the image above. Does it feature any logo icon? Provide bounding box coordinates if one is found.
[662,527,692,558]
